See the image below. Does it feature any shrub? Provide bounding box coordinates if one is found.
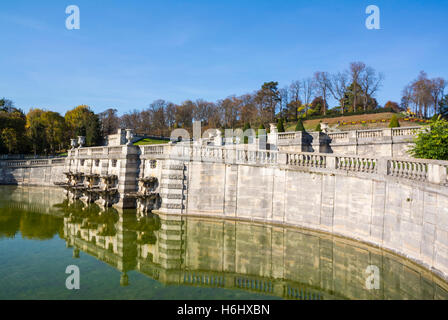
[410,117,448,160]
[389,115,400,128]
[315,122,322,132]
[295,119,305,132]
[277,118,285,133]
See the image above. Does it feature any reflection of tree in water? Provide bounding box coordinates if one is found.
[128,214,161,245]
[0,208,21,238]
[0,207,63,240]
[58,200,119,237]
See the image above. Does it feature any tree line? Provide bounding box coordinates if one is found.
[1,61,446,155]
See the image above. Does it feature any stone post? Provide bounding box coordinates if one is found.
[114,144,140,209]
[348,130,358,155]
[376,157,389,177]
[428,163,447,185]
[382,128,393,157]
[278,152,287,165]
[326,155,336,170]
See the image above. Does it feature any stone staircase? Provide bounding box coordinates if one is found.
[159,160,188,214]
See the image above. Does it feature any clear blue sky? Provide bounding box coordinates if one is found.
[0,0,447,115]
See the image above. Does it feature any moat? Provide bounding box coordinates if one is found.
[1,185,448,300]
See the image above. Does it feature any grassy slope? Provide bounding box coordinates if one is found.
[285,113,424,131]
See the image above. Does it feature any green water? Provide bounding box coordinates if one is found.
[1,186,448,300]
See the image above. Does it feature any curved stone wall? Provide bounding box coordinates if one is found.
[166,160,448,282]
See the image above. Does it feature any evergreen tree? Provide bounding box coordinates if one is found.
[276,118,285,133]
[242,122,251,144]
[389,114,400,128]
[315,122,322,132]
[295,119,305,132]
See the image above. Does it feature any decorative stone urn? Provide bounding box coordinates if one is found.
[125,129,133,146]
[77,136,86,148]
[70,139,77,150]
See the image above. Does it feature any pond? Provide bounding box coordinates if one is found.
[0,185,447,300]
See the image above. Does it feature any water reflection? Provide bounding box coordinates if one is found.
[1,186,448,300]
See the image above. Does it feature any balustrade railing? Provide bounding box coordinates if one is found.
[336,156,377,173]
[357,129,383,139]
[387,159,428,181]
[278,132,296,140]
[287,153,326,168]
[142,145,165,155]
[327,132,349,141]
[392,127,421,137]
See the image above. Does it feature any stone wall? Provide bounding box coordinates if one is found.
[155,157,448,281]
[0,159,66,186]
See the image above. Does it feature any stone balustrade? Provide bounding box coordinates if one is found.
[139,143,448,187]
[275,126,423,158]
[0,157,66,167]
[5,137,446,188]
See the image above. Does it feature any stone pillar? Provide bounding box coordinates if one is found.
[278,153,287,165]
[311,132,330,153]
[114,145,140,209]
[376,157,389,176]
[348,130,358,155]
[428,163,447,184]
[326,155,336,169]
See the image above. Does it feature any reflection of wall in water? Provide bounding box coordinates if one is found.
[62,209,448,300]
[0,186,66,216]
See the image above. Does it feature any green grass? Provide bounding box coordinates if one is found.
[133,138,170,145]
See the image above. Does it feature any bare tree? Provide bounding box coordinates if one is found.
[218,96,240,128]
[288,80,302,120]
[239,94,258,125]
[301,77,315,117]
[313,72,331,115]
[98,108,120,136]
[430,77,446,114]
[329,72,349,115]
[359,67,384,112]
[165,102,176,130]
[279,86,289,118]
[349,62,366,112]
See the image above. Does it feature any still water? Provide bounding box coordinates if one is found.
[1,185,448,300]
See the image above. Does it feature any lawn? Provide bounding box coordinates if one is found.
[133,138,170,145]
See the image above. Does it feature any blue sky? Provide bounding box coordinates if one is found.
[0,0,447,115]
